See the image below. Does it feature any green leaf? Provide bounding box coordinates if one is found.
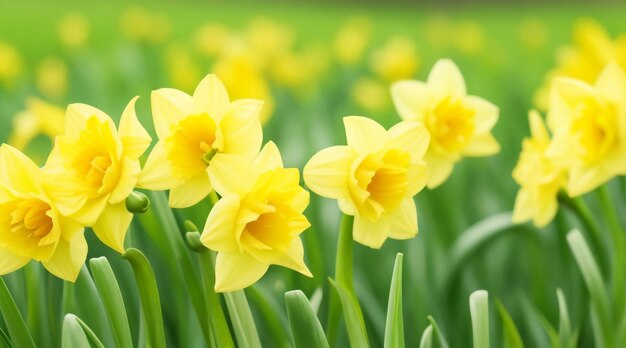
[419,325,433,348]
[426,316,449,348]
[495,300,524,348]
[122,248,167,348]
[0,327,13,348]
[88,257,133,348]
[62,314,91,348]
[384,253,405,348]
[470,290,489,348]
[62,314,105,348]
[556,289,578,348]
[224,290,262,348]
[566,229,612,346]
[0,277,35,348]
[328,278,369,347]
[285,290,329,348]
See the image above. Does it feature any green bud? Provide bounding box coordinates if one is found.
[125,190,151,214]
[185,231,206,252]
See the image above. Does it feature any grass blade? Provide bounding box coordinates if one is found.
[62,314,91,348]
[470,290,489,348]
[427,316,449,348]
[556,289,578,348]
[62,314,105,348]
[122,248,167,348]
[89,257,133,348]
[0,277,35,348]
[495,300,524,348]
[328,278,369,347]
[285,290,329,348]
[419,325,433,348]
[224,290,262,348]
[384,253,405,348]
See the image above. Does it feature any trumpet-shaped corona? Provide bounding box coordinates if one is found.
[138,74,263,208]
[200,142,311,292]
[304,116,428,248]
[391,59,500,188]
[0,144,86,281]
[44,98,151,253]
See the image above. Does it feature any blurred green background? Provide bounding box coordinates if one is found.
[2,1,626,347]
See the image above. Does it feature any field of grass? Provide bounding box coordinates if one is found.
[1,1,626,347]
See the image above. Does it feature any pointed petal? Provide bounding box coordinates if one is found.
[0,247,29,275]
[595,63,626,103]
[169,171,212,208]
[193,74,230,120]
[200,195,240,253]
[427,59,466,99]
[42,231,87,282]
[512,188,533,224]
[217,99,263,158]
[65,103,109,134]
[151,88,193,139]
[343,116,387,154]
[424,152,455,189]
[547,78,593,131]
[303,145,355,200]
[528,110,550,143]
[465,96,498,134]
[214,251,269,292]
[390,80,431,121]
[92,202,133,253]
[70,196,109,227]
[137,142,182,190]
[387,198,418,240]
[462,133,500,157]
[252,141,283,174]
[109,157,140,204]
[118,96,152,159]
[352,215,389,249]
[0,144,43,194]
[387,120,430,160]
[208,154,254,197]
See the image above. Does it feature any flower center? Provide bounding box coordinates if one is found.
[427,96,475,153]
[570,100,616,165]
[166,113,217,178]
[0,197,56,259]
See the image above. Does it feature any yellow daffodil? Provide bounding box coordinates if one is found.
[9,98,65,152]
[0,41,23,88]
[195,24,231,58]
[120,7,170,44]
[369,37,419,82]
[165,43,201,94]
[545,63,626,196]
[391,59,500,188]
[58,13,90,49]
[333,18,372,66]
[138,74,263,208]
[44,98,151,253]
[513,111,565,227]
[36,57,68,99]
[351,78,390,113]
[0,144,86,282]
[200,142,311,292]
[304,116,428,248]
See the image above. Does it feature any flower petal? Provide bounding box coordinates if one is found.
[217,99,263,158]
[390,80,431,121]
[252,141,283,174]
[65,103,109,134]
[0,247,29,275]
[387,120,430,160]
[465,96,498,135]
[169,171,212,208]
[352,215,390,249]
[208,154,255,197]
[595,63,626,104]
[462,133,500,157]
[303,145,355,200]
[343,116,387,154]
[42,230,87,282]
[92,202,133,253]
[151,88,193,139]
[424,152,455,189]
[118,96,152,159]
[201,195,240,253]
[109,157,141,204]
[0,144,43,195]
[193,74,230,121]
[427,59,466,99]
[214,251,269,292]
[387,198,418,240]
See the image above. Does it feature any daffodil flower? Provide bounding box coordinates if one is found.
[9,98,65,151]
[138,74,264,208]
[0,144,86,282]
[304,116,428,248]
[546,63,626,196]
[44,97,151,253]
[200,142,312,292]
[513,111,566,227]
[391,59,500,188]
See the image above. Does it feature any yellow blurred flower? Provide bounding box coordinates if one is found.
[350,78,390,113]
[333,17,372,66]
[304,116,428,248]
[58,13,90,49]
[423,15,452,50]
[370,37,419,82]
[138,74,263,208]
[513,111,565,227]
[195,24,231,58]
[518,18,548,50]
[44,98,151,253]
[391,59,500,188]
[546,63,626,196]
[245,18,293,67]
[121,7,170,44]
[214,53,274,124]
[36,57,68,99]
[165,43,201,94]
[453,21,485,56]
[201,142,311,292]
[9,98,65,151]
[0,144,86,282]
[0,41,23,88]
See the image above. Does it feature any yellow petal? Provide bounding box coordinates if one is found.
[427,59,466,99]
[65,103,109,134]
[137,142,181,190]
[208,154,254,197]
[343,116,387,154]
[405,161,427,197]
[214,251,269,292]
[0,144,43,194]
[200,195,240,253]
[512,188,533,224]
[192,74,230,121]
[387,198,418,240]
[0,247,29,275]
[528,110,550,143]
[250,238,312,277]
[595,63,626,103]
[42,230,87,282]
[424,152,455,189]
[462,133,500,157]
[547,78,593,132]
[169,171,212,208]
[567,166,612,197]
[252,141,283,174]
[218,99,263,158]
[390,80,431,121]
[118,96,152,159]
[92,202,133,253]
[533,193,558,228]
[69,195,108,227]
[303,145,355,200]
[8,110,39,150]
[464,96,498,134]
[151,88,193,139]
[387,120,430,160]
[109,157,140,204]
[352,214,390,249]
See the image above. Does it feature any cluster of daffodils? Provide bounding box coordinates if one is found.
[0,59,500,293]
[513,63,626,227]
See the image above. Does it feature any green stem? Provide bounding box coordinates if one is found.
[24,264,42,346]
[559,193,609,277]
[597,186,625,323]
[224,290,262,348]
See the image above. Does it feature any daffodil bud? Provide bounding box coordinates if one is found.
[125,191,151,214]
[185,231,206,252]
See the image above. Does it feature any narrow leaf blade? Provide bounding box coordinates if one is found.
[384,253,405,348]
[285,290,329,348]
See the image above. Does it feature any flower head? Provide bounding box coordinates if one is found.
[513,111,566,227]
[391,59,500,188]
[9,98,65,152]
[200,142,311,292]
[44,97,151,253]
[138,74,263,208]
[546,63,626,196]
[0,144,86,281]
[304,116,428,248]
